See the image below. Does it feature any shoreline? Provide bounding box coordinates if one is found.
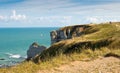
[0,58,26,68]
[0,61,24,68]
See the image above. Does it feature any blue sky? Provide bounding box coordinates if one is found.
[0,0,120,27]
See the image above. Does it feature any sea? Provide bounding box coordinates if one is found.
[0,27,58,67]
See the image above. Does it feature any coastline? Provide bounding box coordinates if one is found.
[0,59,25,68]
[0,22,120,73]
[0,27,56,68]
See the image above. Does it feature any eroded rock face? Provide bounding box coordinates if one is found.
[50,25,89,44]
[27,42,46,60]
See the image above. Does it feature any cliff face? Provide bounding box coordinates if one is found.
[50,25,90,44]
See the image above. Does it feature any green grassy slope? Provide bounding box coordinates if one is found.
[34,22,120,62]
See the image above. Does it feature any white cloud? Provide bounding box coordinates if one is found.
[10,10,26,21]
[0,16,4,20]
[0,10,27,23]
[86,16,120,23]
[37,16,72,24]
[0,15,7,20]
[86,17,99,23]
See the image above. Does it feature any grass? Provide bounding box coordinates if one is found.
[35,22,120,62]
[0,22,120,73]
[84,23,120,40]
[0,48,120,73]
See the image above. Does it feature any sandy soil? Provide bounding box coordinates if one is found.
[38,57,120,73]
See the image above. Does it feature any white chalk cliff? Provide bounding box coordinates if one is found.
[50,25,89,44]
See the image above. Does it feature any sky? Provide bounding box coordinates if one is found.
[0,0,120,27]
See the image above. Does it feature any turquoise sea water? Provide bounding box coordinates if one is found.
[0,27,58,67]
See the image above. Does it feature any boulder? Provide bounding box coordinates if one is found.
[0,58,5,60]
[27,42,46,60]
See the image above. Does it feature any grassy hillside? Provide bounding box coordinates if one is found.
[34,22,120,62]
[0,22,120,73]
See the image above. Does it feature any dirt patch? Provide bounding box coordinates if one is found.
[38,57,120,73]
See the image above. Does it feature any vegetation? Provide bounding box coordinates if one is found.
[0,48,119,73]
[0,22,120,73]
[34,22,120,62]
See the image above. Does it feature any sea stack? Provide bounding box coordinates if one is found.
[27,42,46,60]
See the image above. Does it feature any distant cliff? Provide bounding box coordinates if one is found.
[50,25,90,44]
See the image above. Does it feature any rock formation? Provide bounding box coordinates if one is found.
[0,58,5,60]
[27,42,46,60]
[50,25,90,44]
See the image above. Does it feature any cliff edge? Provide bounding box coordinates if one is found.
[34,22,120,62]
[50,25,90,44]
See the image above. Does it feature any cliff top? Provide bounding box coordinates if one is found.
[35,22,120,61]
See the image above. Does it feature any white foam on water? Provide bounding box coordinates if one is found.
[5,53,21,59]
[23,56,27,59]
[5,53,13,56]
[9,54,21,59]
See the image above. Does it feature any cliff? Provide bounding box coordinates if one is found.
[50,25,90,44]
[34,22,120,62]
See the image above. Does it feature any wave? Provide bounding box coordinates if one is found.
[23,56,27,59]
[10,55,21,59]
[5,53,26,59]
[5,53,13,56]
